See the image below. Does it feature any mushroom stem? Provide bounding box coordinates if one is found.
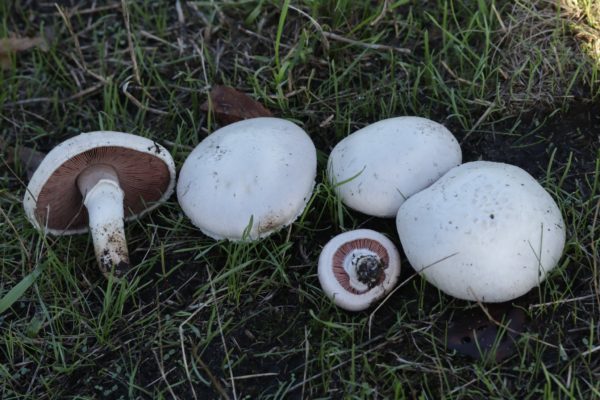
[77,165,129,277]
[354,255,383,288]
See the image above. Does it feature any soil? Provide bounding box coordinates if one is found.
[462,103,600,182]
[4,102,598,398]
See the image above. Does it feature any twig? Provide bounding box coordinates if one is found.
[161,140,194,151]
[68,53,111,84]
[301,326,309,399]
[463,101,496,142]
[26,353,45,395]
[368,272,417,339]
[146,366,178,387]
[179,301,207,400]
[590,200,599,308]
[491,3,507,32]
[121,0,141,85]
[190,41,210,88]
[193,349,231,400]
[3,97,51,106]
[319,114,334,128]
[67,81,105,101]
[370,0,389,26]
[528,294,596,309]
[56,6,111,85]
[175,0,185,24]
[382,352,440,373]
[232,372,279,380]
[441,60,475,85]
[153,349,178,399]
[207,266,237,400]
[237,26,293,50]
[322,31,410,54]
[581,344,600,357]
[288,5,330,52]
[55,5,87,70]
[4,81,104,107]
[140,30,181,50]
[53,3,121,16]
[122,80,168,115]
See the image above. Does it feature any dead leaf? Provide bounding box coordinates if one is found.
[200,85,273,126]
[1,138,46,179]
[18,146,46,180]
[0,35,49,70]
[445,304,527,363]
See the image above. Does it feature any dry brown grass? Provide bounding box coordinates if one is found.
[561,0,600,56]
[497,0,600,111]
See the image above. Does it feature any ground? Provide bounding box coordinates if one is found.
[0,0,599,399]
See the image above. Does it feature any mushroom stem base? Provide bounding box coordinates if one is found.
[355,255,383,288]
[83,178,129,277]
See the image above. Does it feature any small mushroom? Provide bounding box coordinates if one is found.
[23,131,176,277]
[396,161,566,302]
[328,116,462,217]
[177,117,317,241]
[318,229,401,311]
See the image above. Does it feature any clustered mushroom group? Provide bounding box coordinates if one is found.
[23,113,566,312]
[324,116,565,309]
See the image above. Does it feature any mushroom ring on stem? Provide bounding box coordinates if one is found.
[318,229,401,311]
[23,131,176,278]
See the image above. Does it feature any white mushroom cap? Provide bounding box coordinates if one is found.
[177,117,317,241]
[23,131,176,235]
[396,161,566,302]
[318,229,401,311]
[327,116,462,218]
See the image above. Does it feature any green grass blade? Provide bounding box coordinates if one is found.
[0,265,42,314]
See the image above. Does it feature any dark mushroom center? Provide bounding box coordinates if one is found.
[354,255,384,288]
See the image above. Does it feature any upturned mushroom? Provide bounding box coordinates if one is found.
[23,131,176,277]
[396,161,566,302]
[177,117,317,241]
[327,116,462,218]
[318,229,401,311]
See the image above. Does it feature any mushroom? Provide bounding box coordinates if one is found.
[23,131,176,277]
[318,229,401,311]
[396,161,566,302]
[327,116,462,218]
[177,117,317,241]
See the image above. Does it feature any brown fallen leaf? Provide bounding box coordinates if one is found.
[1,138,46,179]
[200,85,273,126]
[445,304,527,363]
[0,35,49,70]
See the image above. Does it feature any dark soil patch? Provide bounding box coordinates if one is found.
[4,88,598,397]
[462,103,600,182]
[121,102,599,398]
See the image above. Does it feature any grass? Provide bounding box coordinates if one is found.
[1,0,599,398]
